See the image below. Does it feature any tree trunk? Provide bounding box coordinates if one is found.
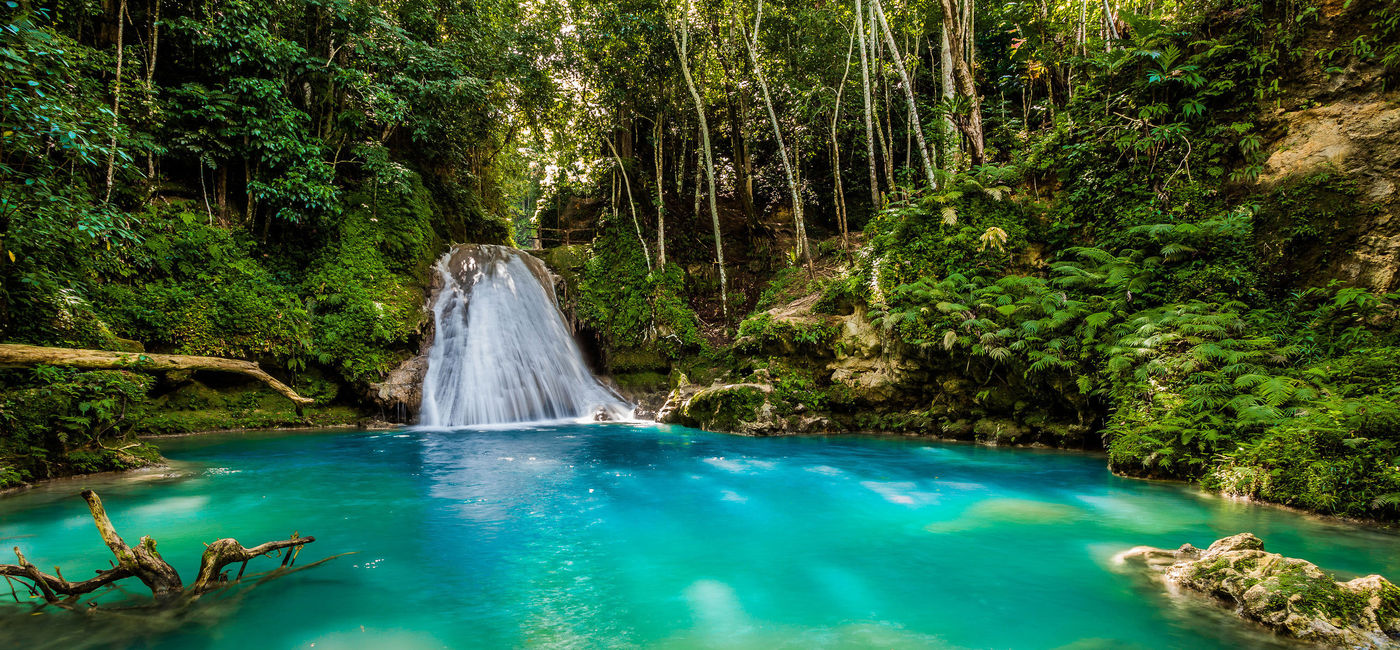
[872,0,937,187]
[654,113,666,268]
[938,0,986,165]
[1103,0,1120,40]
[103,0,127,202]
[143,0,160,184]
[832,25,857,249]
[741,0,810,269]
[693,140,702,221]
[216,166,229,226]
[716,40,758,228]
[146,0,159,88]
[939,25,958,171]
[604,133,653,272]
[0,344,315,407]
[671,4,728,318]
[855,0,880,209]
[870,0,895,189]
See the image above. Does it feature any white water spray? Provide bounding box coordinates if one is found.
[418,245,633,427]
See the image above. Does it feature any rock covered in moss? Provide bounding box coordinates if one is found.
[1120,533,1400,648]
[658,381,834,436]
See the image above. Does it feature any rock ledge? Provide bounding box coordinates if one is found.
[1119,533,1400,648]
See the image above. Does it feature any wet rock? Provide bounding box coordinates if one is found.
[973,418,1031,445]
[1120,533,1400,648]
[367,354,429,421]
[660,382,772,433]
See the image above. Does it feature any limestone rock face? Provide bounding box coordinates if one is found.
[364,256,444,422]
[1120,533,1400,648]
[367,354,429,421]
[825,306,928,407]
[1261,98,1400,292]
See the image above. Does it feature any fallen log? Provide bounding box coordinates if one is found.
[0,344,313,407]
[0,490,320,609]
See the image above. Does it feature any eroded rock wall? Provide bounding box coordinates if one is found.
[660,299,1095,446]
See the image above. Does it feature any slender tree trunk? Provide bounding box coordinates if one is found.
[671,5,728,318]
[144,0,160,183]
[146,0,160,88]
[832,25,857,250]
[741,0,810,268]
[904,31,915,173]
[604,134,652,272]
[216,166,228,226]
[870,0,895,189]
[882,72,895,187]
[674,122,688,202]
[872,0,937,187]
[716,37,758,228]
[939,25,958,171]
[723,96,758,226]
[938,0,986,165]
[654,113,666,268]
[103,0,128,202]
[855,0,880,209]
[693,140,702,221]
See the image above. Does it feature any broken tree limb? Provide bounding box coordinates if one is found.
[0,549,135,605]
[0,491,320,610]
[81,490,184,601]
[190,534,316,595]
[0,344,314,407]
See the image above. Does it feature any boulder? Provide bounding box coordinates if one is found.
[367,354,429,421]
[659,382,772,433]
[1120,533,1400,648]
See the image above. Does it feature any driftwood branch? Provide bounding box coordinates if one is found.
[0,491,318,609]
[190,534,314,593]
[81,490,184,601]
[0,344,313,407]
[0,549,134,604]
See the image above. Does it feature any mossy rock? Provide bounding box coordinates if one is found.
[537,244,591,276]
[610,347,670,374]
[675,383,772,433]
[614,371,669,391]
[974,418,1031,445]
[1127,533,1400,647]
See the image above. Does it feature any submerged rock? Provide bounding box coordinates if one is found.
[1119,533,1400,648]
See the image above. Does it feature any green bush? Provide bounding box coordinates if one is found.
[93,207,313,362]
[0,367,159,485]
[577,215,702,361]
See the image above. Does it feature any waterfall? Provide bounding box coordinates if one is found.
[418,245,633,427]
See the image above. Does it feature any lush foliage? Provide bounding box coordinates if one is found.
[576,213,703,361]
[0,367,158,488]
[0,0,540,482]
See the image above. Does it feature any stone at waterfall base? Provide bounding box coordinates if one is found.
[1118,533,1400,648]
[657,377,833,436]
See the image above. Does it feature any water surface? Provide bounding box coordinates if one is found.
[3,424,1398,649]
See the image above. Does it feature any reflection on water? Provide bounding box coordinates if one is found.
[1,423,1398,649]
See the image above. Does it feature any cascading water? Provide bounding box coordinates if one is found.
[418,245,633,427]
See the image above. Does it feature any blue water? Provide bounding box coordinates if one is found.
[2,423,1398,649]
